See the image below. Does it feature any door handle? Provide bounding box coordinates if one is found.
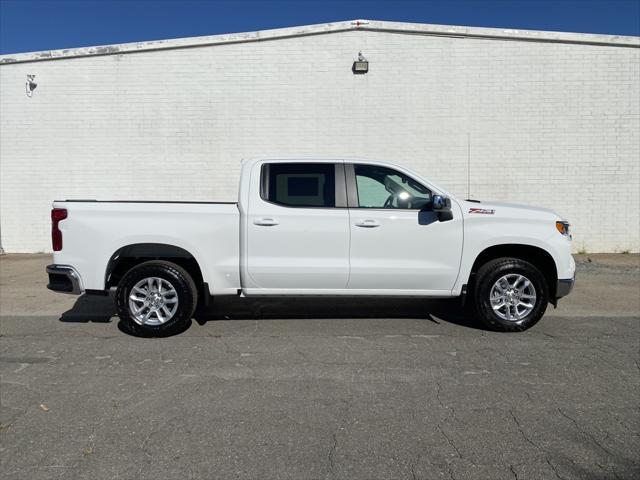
[355,219,380,228]
[254,217,279,226]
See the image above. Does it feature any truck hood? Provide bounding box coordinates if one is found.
[460,200,565,221]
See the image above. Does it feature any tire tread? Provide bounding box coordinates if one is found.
[115,260,198,336]
[473,257,549,332]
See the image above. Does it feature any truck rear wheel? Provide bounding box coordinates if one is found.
[116,260,198,336]
[473,257,549,332]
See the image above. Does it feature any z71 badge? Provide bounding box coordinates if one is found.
[469,208,495,215]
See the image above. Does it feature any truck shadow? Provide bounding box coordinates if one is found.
[59,293,115,323]
[58,292,481,335]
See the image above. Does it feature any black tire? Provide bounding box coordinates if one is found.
[116,260,198,336]
[473,257,549,332]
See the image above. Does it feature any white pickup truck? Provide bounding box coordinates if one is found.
[47,158,575,334]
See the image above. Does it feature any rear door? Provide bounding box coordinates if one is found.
[245,161,350,290]
[346,163,463,293]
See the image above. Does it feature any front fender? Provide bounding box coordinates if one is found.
[454,218,574,295]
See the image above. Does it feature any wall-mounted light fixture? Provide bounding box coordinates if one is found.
[26,75,37,97]
[352,51,368,74]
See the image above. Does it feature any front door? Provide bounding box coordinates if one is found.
[245,161,350,290]
[347,163,463,294]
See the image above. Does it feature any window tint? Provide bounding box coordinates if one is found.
[354,164,431,209]
[263,163,336,207]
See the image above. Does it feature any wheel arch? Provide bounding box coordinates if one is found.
[468,244,558,300]
[105,243,207,297]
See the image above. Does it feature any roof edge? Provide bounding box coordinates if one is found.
[2,19,639,65]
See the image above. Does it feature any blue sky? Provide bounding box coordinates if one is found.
[1,0,638,54]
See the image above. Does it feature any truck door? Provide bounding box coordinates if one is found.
[245,161,350,290]
[346,163,463,294]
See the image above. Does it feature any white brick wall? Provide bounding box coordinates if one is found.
[1,23,639,253]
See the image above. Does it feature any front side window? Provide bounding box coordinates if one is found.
[262,163,336,207]
[354,164,431,209]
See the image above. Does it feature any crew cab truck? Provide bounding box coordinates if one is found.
[47,158,575,335]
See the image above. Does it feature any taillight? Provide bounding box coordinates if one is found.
[51,208,67,251]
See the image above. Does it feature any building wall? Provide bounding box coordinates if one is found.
[1,29,639,253]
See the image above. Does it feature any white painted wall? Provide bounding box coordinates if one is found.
[1,24,639,252]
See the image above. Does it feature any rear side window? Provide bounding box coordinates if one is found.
[261,163,336,208]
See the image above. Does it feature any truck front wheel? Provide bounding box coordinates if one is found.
[115,260,198,336]
[473,257,549,332]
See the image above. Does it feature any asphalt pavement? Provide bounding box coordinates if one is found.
[0,253,638,479]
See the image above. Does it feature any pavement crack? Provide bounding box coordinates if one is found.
[595,460,621,480]
[435,380,445,409]
[509,464,518,480]
[218,337,234,355]
[325,393,353,478]
[0,406,27,432]
[436,424,462,459]
[291,338,313,364]
[557,408,615,457]
[546,458,570,480]
[611,463,623,480]
[510,410,573,480]
[328,432,337,475]
[410,451,422,480]
[509,410,541,450]
[435,379,463,466]
[137,415,175,479]
[611,411,640,437]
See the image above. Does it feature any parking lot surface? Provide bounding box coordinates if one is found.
[1,253,638,480]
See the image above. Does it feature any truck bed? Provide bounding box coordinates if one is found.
[51,200,241,294]
[57,199,237,204]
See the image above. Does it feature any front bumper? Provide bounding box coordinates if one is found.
[556,275,575,299]
[46,265,83,295]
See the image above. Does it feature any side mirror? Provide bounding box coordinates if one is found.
[432,195,451,212]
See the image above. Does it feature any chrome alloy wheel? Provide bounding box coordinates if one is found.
[128,277,179,326]
[489,274,537,323]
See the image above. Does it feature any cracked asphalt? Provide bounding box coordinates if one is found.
[1,253,638,480]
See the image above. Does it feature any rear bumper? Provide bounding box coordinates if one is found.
[46,265,83,295]
[556,275,575,299]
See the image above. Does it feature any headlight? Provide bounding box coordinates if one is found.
[556,221,570,236]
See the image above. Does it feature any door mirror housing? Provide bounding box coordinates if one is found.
[431,195,451,212]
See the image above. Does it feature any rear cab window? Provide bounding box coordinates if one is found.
[261,163,343,208]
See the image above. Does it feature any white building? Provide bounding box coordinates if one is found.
[0,20,638,253]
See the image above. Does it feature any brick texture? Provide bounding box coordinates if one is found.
[1,29,638,252]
